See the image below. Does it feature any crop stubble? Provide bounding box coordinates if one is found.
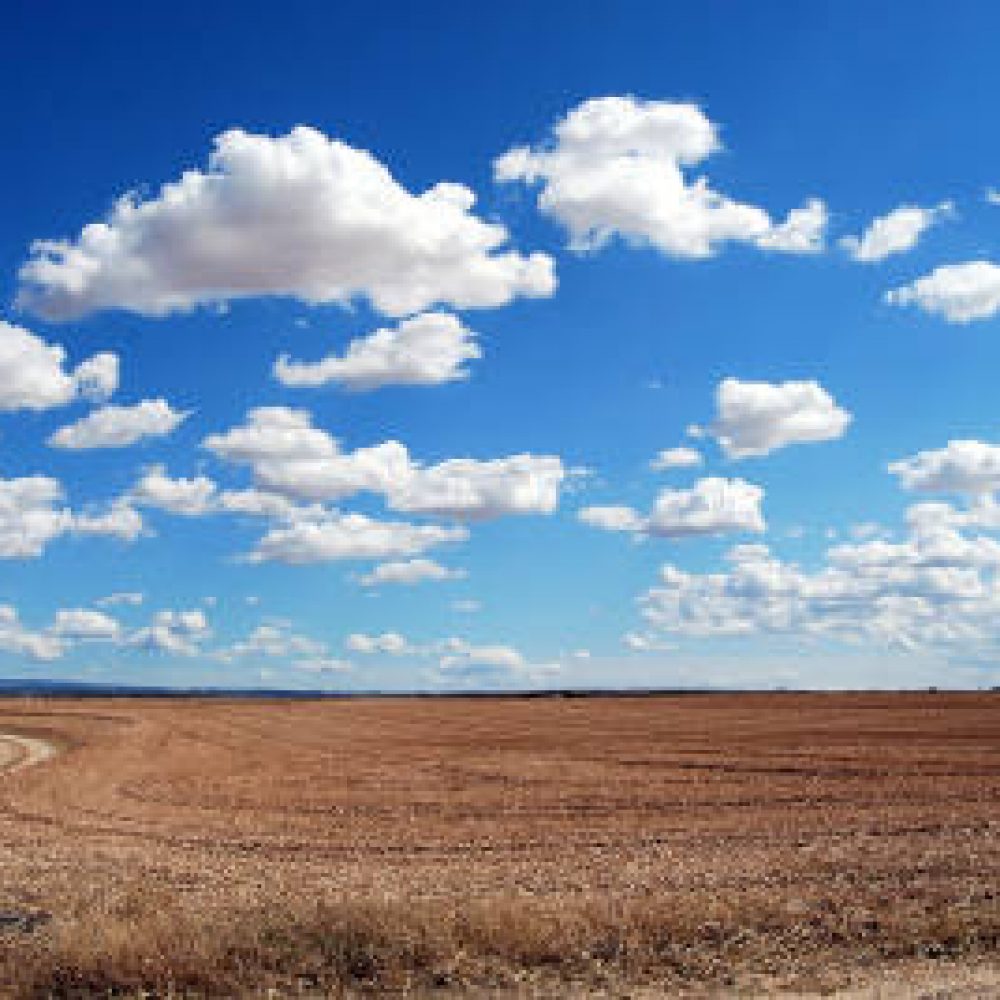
[0,692,997,994]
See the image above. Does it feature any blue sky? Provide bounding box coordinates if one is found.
[3,1,1000,689]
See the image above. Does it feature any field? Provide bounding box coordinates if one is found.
[0,692,998,996]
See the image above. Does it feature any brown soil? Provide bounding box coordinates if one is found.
[0,692,997,996]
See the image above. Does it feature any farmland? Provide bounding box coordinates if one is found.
[0,692,998,995]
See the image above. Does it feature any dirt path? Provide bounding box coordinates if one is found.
[0,733,56,774]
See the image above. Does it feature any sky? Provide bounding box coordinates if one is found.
[3,0,1000,690]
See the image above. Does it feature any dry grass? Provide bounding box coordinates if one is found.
[0,692,998,995]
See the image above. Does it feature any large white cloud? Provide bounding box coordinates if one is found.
[49,398,189,449]
[886,261,1000,323]
[698,378,852,459]
[638,502,1000,653]
[840,202,953,263]
[0,476,141,558]
[0,321,117,412]
[495,95,826,259]
[204,406,567,520]
[580,476,765,539]
[274,312,481,391]
[18,126,555,321]
[889,440,1000,495]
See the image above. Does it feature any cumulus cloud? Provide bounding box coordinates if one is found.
[578,505,647,533]
[18,126,555,321]
[0,320,117,412]
[649,446,703,471]
[889,440,1000,495]
[840,202,953,262]
[358,558,467,586]
[697,378,852,459]
[49,398,189,449]
[580,477,765,539]
[247,510,467,564]
[129,608,211,656]
[755,198,828,254]
[274,312,481,391]
[986,188,1000,206]
[0,476,142,558]
[495,95,826,259]
[438,637,524,671]
[437,636,561,682]
[204,407,567,520]
[346,631,413,655]
[132,465,218,516]
[637,503,1000,653]
[51,608,121,640]
[886,261,1000,323]
[0,606,65,661]
[217,621,327,663]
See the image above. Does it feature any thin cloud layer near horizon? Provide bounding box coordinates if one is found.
[3,1,1000,691]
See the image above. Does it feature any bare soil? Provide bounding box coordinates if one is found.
[0,692,997,996]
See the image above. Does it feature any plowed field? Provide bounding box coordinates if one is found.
[0,693,997,995]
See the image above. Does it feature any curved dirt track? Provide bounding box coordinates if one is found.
[0,733,56,774]
[0,693,997,995]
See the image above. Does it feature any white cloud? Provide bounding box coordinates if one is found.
[623,631,675,652]
[756,198,828,254]
[439,637,524,671]
[436,636,561,682]
[71,501,144,544]
[495,95,826,259]
[699,378,851,459]
[0,320,117,412]
[889,440,1000,495]
[986,188,1000,206]
[388,455,566,519]
[18,126,555,321]
[358,558,467,587]
[247,510,467,564]
[578,505,647,533]
[637,504,1000,654]
[346,631,412,655]
[204,407,567,520]
[580,477,765,539]
[129,608,211,657]
[132,465,218,516]
[649,446,702,471]
[647,477,765,537]
[49,398,189,450]
[840,201,953,263]
[0,606,65,661]
[218,622,326,662]
[886,261,1000,323]
[96,591,144,607]
[451,599,481,613]
[0,476,141,558]
[51,608,121,640]
[274,312,481,391]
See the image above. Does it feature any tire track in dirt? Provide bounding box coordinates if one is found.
[0,734,57,774]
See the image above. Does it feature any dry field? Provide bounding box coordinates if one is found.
[0,692,998,997]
